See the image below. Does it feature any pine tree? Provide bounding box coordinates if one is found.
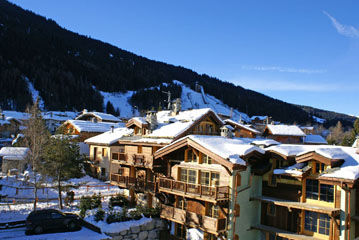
[43,135,84,209]
[23,98,50,210]
[106,101,116,116]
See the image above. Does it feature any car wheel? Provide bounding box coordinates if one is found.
[68,221,77,231]
[34,226,43,234]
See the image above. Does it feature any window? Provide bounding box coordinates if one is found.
[320,184,334,202]
[269,174,277,187]
[315,162,325,173]
[207,203,219,218]
[117,168,124,175]
[180,168,197,184]
[201,154,212,164]
[102,148,107,157]
[201,171,210,186]
[306,179,319,200]
[210,172,220,186]
[188,170,197,184]
[138,146,142,154]
[51,212,63,219]
[304,211,318,232]
[305,211,330,236]
[112,153,119,160]
[178,197,187,210]
[318,214,330,235]
[267,203,276,216]
[187,149,198,163]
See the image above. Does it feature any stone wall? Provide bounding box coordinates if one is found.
[104,218,168,240]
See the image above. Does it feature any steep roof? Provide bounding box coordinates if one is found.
[265,124,306,137]
[65,120,123,133]
[224,119,260,134]
[304,135,328,144]
[156,135,264,166]
[0,147,29,160]
[75,111,120,122]
[148,108,223,139]
[85,127,133,145]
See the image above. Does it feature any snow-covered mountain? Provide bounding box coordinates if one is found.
[100,80,250,121]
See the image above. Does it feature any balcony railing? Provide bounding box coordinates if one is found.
[161,205,227,234]
[110,174,155,192]
[133,154,145,166]
[158,177,229,201]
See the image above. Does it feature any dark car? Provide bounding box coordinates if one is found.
[25,209,81,235]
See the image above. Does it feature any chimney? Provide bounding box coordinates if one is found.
[220,125,233,138]
[83,109,88,114]
[171,98,181,116]
[111,126,114,133]
[146,111,158,131]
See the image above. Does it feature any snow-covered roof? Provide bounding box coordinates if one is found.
[65,120,123,133]
[85,127,133,145]
[42,111,76,121]
[301,126,314,131]
[266,124,306,137]
[304,135,328,144]
[147,108,222,138]
[132,117,147,125]
[224,119,260,134]
[2,111,29,121]
[251,116,268,121]
[0,147,29,160]
[75,111,120,122]
[176,135,265,165]
[251,139,280,147]
[132,137,172,145]
[267,144,318,157]
[353,137,359,148]
[273,163,306,176]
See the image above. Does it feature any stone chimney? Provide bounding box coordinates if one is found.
[146,111,158,131]
[220,125,233,138]
[83,109,88,114]
[111,126,114,133]
[171,98,182,116]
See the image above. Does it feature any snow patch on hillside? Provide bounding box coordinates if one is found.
[313,115,325,124]
[24,77,45,110]
[99,90,139,118]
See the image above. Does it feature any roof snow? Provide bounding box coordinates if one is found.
[85,127,133,145]
[187,135,265,165]
[76,111,120,122]
[224,119,260,134]
[251,116,268,121]
[251,139,280,147]
[267,144,318,157]
[304,135,328,144]
[0,147,29,160]
[148,108,222,138]
[274,163,306,176]
[66,120,123,133]
[266,124,306,137]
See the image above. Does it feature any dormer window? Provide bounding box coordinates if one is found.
[315,162,325,173]
[201,154,212,164]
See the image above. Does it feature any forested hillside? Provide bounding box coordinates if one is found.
[0,0,355,126]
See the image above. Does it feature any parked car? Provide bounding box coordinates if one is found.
[25,209,81,235]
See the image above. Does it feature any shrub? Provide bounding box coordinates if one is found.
[94,208,105,222]
[139,205,161,218]
[129,209,142,220]
[109,193,129,208]
[79,193,102,218]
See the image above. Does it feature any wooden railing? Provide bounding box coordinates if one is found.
[158,177,230,201]
[110,174,155,192]
[161,205,227,233]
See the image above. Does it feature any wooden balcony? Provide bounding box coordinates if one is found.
[158,177,230,203]
[110,174,155,192]
[161,205,226,235]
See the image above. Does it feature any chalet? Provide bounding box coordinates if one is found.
[304,134,328,145]
[84,127,133,179]
[75,110,120,123]
[153,135,267,239]
[301,126,315,135]
[109,107,224,205]
[0,147,29,174]
[224,119,260,138]
[255,144,359,240]
[42,111,75,134]
[263,124,306,144]
[0,112,22,139]
[61,120,123,142]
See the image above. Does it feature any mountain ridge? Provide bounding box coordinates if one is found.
[0,0,355,126]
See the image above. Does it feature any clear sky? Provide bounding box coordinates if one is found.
[9,0,359,116]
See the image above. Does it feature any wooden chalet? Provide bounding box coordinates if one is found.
[254,144,359,240]
[153,135,267,240]
[109,108,225,206]
[75,110,120,123]
[263,124,306,144]
[224,119,260,138]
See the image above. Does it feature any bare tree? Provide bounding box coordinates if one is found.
[23,98,49,210]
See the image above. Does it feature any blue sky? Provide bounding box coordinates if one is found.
[9,0,359,116]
